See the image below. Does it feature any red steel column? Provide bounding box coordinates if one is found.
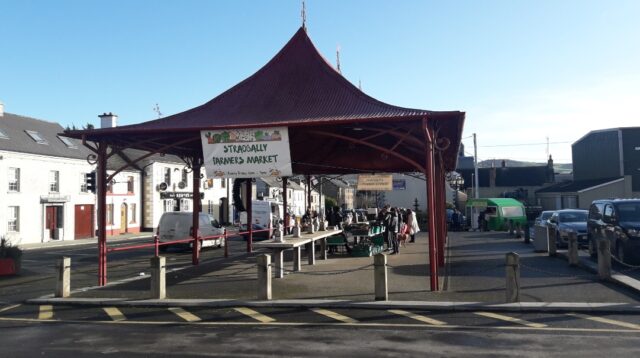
[247,179,253,253]
[423,118,439,291]
[192,162,201,265]
[435,158,446,267]
[97,143,108,286]
[282,177,288,233]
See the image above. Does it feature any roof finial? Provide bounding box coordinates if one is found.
[336,45,341,73]
[358,79,362,91]
[153,103,162,118]
[301,0,307,31]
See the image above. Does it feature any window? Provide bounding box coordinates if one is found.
[501,206,524,218]
[7,206,19,232]
[182,170,188,186]
[163,199,174,213]
[58,136,77,148]
[107,179,113,193]
[8,167,20,192]
[129,203,137,224]
[80,173,88,193]
[208,200,214,215]
[181,199,191,212]
[164,168,172,186]
[25,130,48,144]
[127,176,134,193]
[49,170,59,192]
[0,128,8,139]
[221,178,226,188]
[107,204,114,225]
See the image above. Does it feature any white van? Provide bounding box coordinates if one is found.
[157,212,225,251]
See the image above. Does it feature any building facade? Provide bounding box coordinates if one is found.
[0,111,96,244]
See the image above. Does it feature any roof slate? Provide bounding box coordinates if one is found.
[0,113,91,160]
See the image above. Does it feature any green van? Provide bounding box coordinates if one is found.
[466,198,527,231]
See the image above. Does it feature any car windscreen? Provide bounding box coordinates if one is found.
[541,212,553,220]
[616,203,640,222]
[559,212,587,222]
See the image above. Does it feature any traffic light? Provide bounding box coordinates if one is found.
[85,171,96,193]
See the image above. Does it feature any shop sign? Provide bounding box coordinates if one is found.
[357,175,393,191]
[160,192,205,200]
[392,179,406,190]
[201,127,293,178]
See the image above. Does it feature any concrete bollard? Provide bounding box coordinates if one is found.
[568,232,579,266]
[547,226,557,256]
[257,254,272,300]
[150,256,166,299]
[597,238,611,280]
[374,254,388,301]
[55,257,71,298]
[505,252,520,303]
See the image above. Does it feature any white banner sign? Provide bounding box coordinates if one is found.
[201,127,293,178]
[357,174,393,191]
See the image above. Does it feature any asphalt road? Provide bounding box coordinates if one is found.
[1,305,639,357]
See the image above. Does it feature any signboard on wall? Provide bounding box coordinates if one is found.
[357,175,393,191]
[392,179,406,190]
[201,127,293,178]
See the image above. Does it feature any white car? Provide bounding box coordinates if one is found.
[157,212,225,251]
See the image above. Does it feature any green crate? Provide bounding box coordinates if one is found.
[350,245,372,257]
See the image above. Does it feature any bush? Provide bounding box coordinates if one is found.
[0,238,22,261]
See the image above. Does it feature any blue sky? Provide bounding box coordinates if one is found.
[2,0,639,164]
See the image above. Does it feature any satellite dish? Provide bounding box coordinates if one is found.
[157,182,168,191]
[178,181,186,189]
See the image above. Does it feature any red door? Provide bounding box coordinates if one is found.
[75,204,94,239]
[45,206,57,240]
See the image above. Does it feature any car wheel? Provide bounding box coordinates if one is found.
[617,242,626,264]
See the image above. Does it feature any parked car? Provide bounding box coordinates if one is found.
[157,212,225,251]
[535,211,555,227]
[547,209,588,247]
[587,199,640,264]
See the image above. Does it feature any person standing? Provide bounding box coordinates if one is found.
[390,209,400,254]
[407,209,420,242]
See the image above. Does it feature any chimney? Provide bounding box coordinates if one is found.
[99,112,118,128]
[0,101,4,117]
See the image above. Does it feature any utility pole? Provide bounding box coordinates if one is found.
[473,133,479,199]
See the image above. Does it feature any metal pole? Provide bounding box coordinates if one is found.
[283,177,288,233]
[424,118,439,291]
[192,162,201,265]
[473,133,479,199]
[97,143,107,286]
[247,179,253,253]
[436,162,446,267]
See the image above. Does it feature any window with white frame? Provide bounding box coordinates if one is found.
[49,170,59,192]
[181,170,188,186]
[127,176,134,193]
[80,173,88,193]
[164,168,172,186]
[163,199,174,213]
[8,167,20,192]
[180,199,191,212]
[7,206,19,232]
[25,130,48,144]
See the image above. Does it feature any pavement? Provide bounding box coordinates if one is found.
[19,232,153,251]
[25,229,640,313]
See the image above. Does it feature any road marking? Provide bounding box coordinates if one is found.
[233,307,276,323]
[567,313,640,330]
[311,308,358,323]
[388,309,446,325]
[0,304,21,313]
[103,307,126,321]
[38,305,53,320]
[475,311,547,328]
[169,307,201,322]
[4,315,640,333]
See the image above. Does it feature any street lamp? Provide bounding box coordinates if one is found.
[448,173,464,211]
